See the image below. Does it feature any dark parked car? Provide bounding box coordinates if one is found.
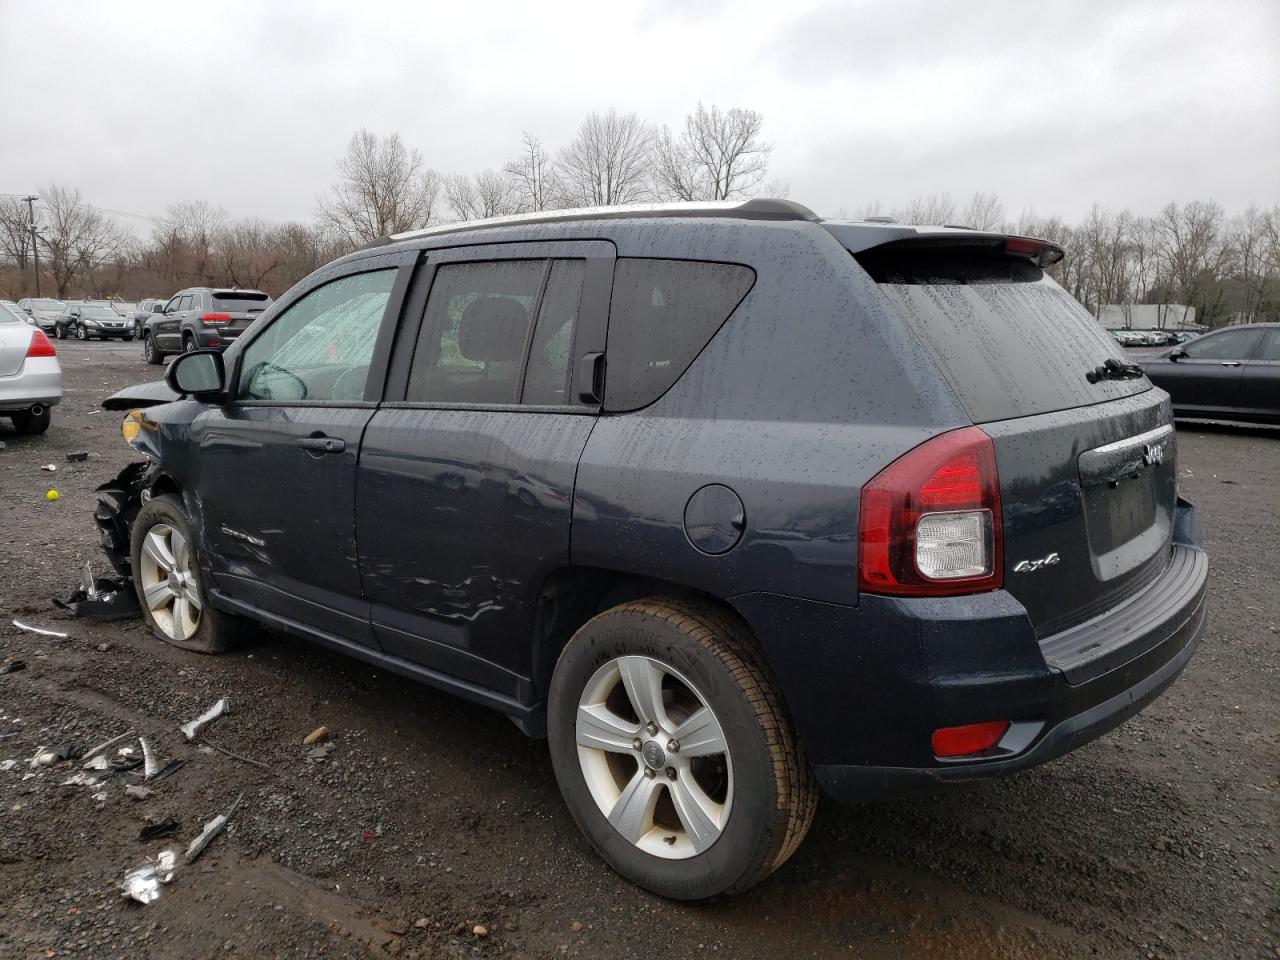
[1141,323,1280,424]
[99,200,1207,899]
[64,303,136,341]
[132,298,167,338]
[141,287,272,364]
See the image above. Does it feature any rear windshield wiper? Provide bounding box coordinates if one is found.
[1086,357,1145,384]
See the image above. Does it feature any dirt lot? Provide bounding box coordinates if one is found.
[1,340,1276,960]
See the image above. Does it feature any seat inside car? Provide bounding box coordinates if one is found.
[453,296,528,401]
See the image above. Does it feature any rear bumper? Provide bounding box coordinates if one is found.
[732,500,1208,803]
[193,328,238,350]
[0,357,63,409]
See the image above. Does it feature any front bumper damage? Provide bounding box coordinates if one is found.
[94,459,160,577]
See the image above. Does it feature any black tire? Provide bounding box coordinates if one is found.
[129,494,242,654]
[11,408,51,435]
[55,325,65,340]
[124,335,135,342]
[143,333,163,365]
[76,323,87,341]
[182,334,196,353]
[548,598,817,900]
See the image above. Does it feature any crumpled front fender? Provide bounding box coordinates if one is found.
[94,460,161,576]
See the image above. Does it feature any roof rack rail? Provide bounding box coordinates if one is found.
[364,198,820,248]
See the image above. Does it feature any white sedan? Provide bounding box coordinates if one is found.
[0,300,62,435]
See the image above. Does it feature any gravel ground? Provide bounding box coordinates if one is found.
[0,339,1276,960]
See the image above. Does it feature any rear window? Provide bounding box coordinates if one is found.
[858,246,1148,423]
[605,259,755,411]
[212,292,271,313]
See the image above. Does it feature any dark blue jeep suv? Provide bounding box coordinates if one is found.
[99,199,1207,899]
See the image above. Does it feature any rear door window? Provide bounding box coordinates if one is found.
[604,259,755,411]
[859,245,1149,423]
[1180,328,1260,360]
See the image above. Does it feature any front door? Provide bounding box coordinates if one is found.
[192,261,410,645]
[1163,327,1261,413]
[1240,329,1280,421]
[356,240,612,700]
[153,294,187,352]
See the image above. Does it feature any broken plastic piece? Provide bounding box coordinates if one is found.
[184,793,244,864]
[121,849,178,904]
[151,758,185,782]
[139,736,161,779]
[0,658,27,675]
[66,451,89,462]
[54,575,141,620]
[33,743,81,766]
[180,697,230,741]
[11,620,68,638]
[81,730,135,766]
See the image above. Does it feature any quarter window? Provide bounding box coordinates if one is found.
[1181,329,1258,361]
[236,269,397,403]
[604,259,755,411]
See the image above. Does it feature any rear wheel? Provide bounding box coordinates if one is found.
[182,334,196,353]
[10,408,51,435]
[143,333,163,365]
[548,598,816,900]
[130,494,242,654]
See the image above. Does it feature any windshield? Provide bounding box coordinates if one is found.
[857,245,1149,423]
[81,306,118,318]
[31,299,64,311]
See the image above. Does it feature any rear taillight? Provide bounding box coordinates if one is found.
[932,720,1010,758]
[200,312,232,324]
[858,426,1003,596]
[27,330,56,358]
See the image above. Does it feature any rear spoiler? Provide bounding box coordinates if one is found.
[823,223,1064,267]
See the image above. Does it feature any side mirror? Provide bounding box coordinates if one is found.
[1169,348,1186,361]
[165,349,226,400]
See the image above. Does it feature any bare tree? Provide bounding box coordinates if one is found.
[215,219,285,289]
[1155,200,1232,325]
[653,103,772,201]
[556,110,654,207]
[444,170,520,222]
[318,129,441,243]
[37,183,126,297]
[149,200,227,285]
[894,193,957,226]
[961,192,1005,230]
[503,133,562,212]
[0,197,34,271]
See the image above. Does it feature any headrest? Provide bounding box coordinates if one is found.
[458,297,527,362]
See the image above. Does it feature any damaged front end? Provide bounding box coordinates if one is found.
[94,458,161,577]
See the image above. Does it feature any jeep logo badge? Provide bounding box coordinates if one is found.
[642,741,666,770]
[1142,442,1165,467]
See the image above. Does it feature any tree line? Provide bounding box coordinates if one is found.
[2,103,1278,327]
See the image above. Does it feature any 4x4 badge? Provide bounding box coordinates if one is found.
[1014,552,1060,574]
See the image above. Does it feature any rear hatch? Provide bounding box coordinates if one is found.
[849,233,1175,637]
[209,291,272,337]
[0,317,32,377]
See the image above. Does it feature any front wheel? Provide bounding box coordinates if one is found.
[548,599,816,900]
[76,324,87,341]
[130,494,242,654]
[143,333,163,365]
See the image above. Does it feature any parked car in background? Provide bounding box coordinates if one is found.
[1111,329,1144,346]
[142,287,272,364]
[1,301,32,325]
[132,298,167,338]
[52,301,85,338]
[75,303,136,340]
[1141,323,1280,424]
[104,200,1207,899]
[17,297,65,334]
[1,299,61,434]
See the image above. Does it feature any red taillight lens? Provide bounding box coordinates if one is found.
[1005,236,1043,257]
[200,312,232,324]
[27,330,57,358]
[932,720,1010,758]
[858,426,1003,596]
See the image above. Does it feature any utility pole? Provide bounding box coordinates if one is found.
[22,195,41,297]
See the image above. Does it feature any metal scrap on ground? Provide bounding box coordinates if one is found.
[180,697,230,741]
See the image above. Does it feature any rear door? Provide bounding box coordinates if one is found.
[1240,329,1280,422]
[191,255,413,644]
[856,239,1175,638]
[1151,327,1260,414]
[356,240,612,701]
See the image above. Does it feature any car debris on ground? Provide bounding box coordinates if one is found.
[10,619,67,638]
[180,697,230,740]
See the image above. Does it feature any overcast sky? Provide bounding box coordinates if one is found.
[2,0,1276,233]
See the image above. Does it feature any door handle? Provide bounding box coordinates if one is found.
[297,435,346,454]
[1220,361,1241,367]
[578,352,605,403]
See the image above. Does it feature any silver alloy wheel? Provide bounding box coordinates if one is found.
[137,522,202,642]
[576,656,733,859]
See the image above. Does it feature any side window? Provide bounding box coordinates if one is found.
[522,260,586,404]
[1181,329,1258,360]
[1256,331,1280,362]
[236,269,397,403]
[406,260,544,404]
[604,258,755,411]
